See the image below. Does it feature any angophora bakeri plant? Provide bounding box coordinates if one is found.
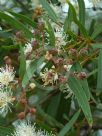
[0,0,102,135]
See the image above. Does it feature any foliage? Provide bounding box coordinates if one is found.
[0,0,102,135]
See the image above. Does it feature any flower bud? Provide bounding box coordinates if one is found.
[28,108,36,114]
[59,76,67,83]
[31,40,39,49]
[79,47,88,56]
[77,72,87,80]
[15,31,22,38]
[4,56,12,65]
[29,83,36,89]
[20,98,27,105]
[52,58,64,66]
[37,22,45,31]
[69,48,77,57]
[18,112,25,119]
[33,29,40,36]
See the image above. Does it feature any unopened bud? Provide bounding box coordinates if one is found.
[59,76,67,83]
[29,83,36,89]
[37,22,45,31]
[4,56,12,65]
[77,72,87,80]
[31,40,39,47]
[28,108,36,114]
[79,48,88,56]
[18,112,25,119]
[15,31,22,38]
[20,98,27,105]
[33,29,40,36]
[69,48,77,56]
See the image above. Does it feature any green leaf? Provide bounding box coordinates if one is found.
[1,45,19,51]
[0,125,14,136]
[39,0,58,22]
[92,43,102,49]
[88,19,95,36]
[9,12,36,28]
[73,62,90,100]
[37,105,64,129]
[46,19,55,46]
[58,110,80,136]
[0,30,12,38]
[91,24,102,39]
[97,49,102,91]
[22,57,45,88]
[22,60,37,88]
[19,46,26,80]
[0,11,33,38]
[68,76,93,125]
[77,0,85,26]
[63,7,73,33]
[66,1,88,37]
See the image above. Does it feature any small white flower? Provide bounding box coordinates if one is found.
[45,51,53,60]
[64,65,72,72]
[29,83,36,89]
[24,43,32,56]
[0,88,14,117]
[12,121,55,136]
[0,65,15,86]
[54,26,66,51]
[40,66,58,86]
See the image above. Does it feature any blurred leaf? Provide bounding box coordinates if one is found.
[1,45,19,51]
[0,11,33,38]
[9,12,36,28]
[56,93,71,124]
[63,7,73,33]
[73,62,90,100]
[39,0,58,22]
[0,125,14,136]
[58,110,80,136]
[92,43,102,49]
[89,19,95,36]
[46,19,55,46]
[77,0,85,26]
[91,24,102,39]
[0,30,12,38]
[67,1,88,37]
[22,59,37,88]
[68,76,93,125]
[19,45,26,80]
[22,57,45,88]
[46,93,61,118]
[97,49,102,91]
[37,105,64,129]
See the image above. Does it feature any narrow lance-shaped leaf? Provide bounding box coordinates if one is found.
[68,76,93,125]
[39,0,58,23]
[0,11,33,38]
[72,62,90,100]
[9,12,36,28]
[91,24,102,39]
[46,19,55,46]
[77,0,85,26]
[58,110,80,136]
[63,7,73,33]
[19,46,26,80]
[66,0,88,38]
[88,19,95,36]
